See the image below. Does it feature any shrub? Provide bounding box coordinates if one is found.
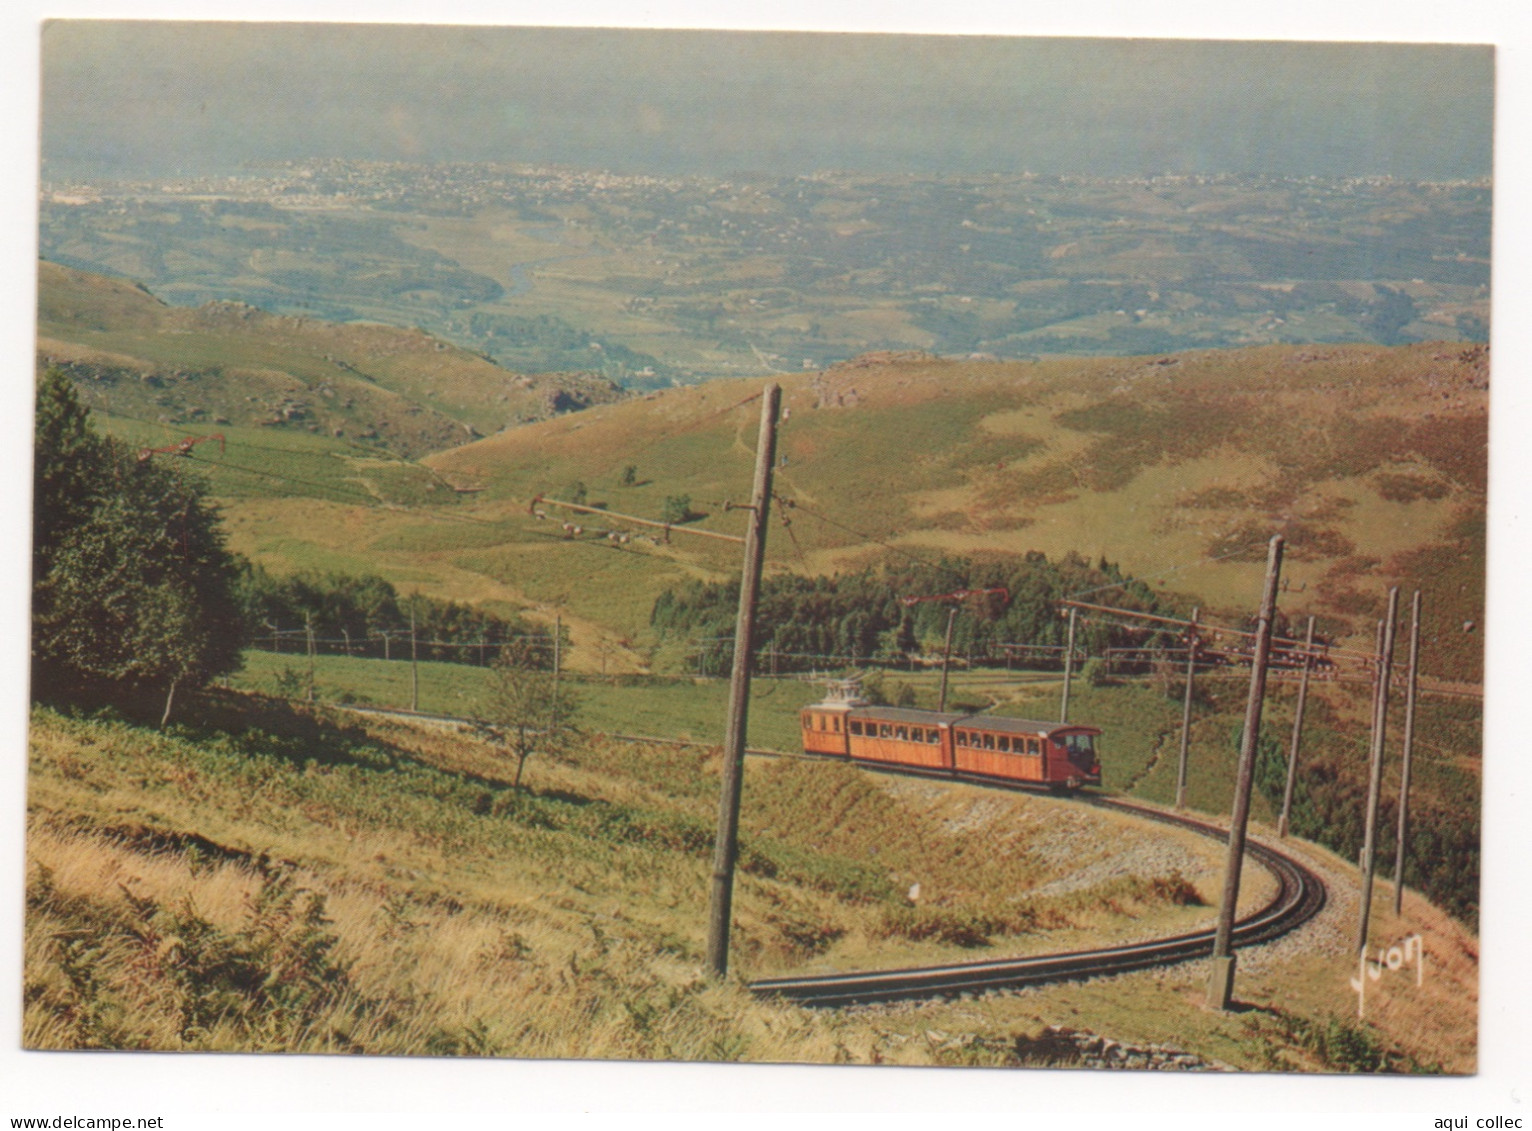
[661,495,695,525]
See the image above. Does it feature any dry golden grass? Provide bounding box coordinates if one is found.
[26,695,1370,1067]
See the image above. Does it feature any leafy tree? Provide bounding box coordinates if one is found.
[479,649,580,795]
[661,494,695,525]
[620,465,638,487]
[32,369,244,722]
[32,368,101,585]
[651,551,1169,674]
[234,564,536,665]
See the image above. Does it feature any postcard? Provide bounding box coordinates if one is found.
[15,12,1514,1118]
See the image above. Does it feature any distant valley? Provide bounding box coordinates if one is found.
[41,163,1490,388]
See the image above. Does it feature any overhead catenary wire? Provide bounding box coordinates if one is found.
[531,494,745,545]
[599,386,766,478]
[1057,598,1359,659]
[770,494,952,576]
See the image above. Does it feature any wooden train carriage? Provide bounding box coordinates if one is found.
[801,700,854,757]
[950,716,1102,788]
[799,690,1103,789]
[843,706,963,773]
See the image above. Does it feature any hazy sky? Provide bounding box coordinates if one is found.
[40,22,1493,181]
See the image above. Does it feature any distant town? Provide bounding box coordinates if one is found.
[40,161,1490,388]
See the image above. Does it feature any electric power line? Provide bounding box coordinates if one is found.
[771,494,951,576]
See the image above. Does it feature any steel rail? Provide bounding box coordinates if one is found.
[334,702,1327,1007]
[748,797,1326,1007]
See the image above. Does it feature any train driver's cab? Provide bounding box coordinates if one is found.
[1060,731,1100,776]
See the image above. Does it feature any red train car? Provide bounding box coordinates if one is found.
[800,683,1103,790]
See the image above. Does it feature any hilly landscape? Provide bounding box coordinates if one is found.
[41,165,1489,386]
[430,344,1487,678]
[37,260,627,460]
[23,24,1505,1102]
[29,256,1486,1071]
[35,259,1487,676]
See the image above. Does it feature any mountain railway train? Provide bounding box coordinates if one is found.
[799,680,1103,790]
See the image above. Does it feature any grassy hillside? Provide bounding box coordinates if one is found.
[422,343,1486,679]
[25,694,1476,1070]
[233,644,1482,930]
[37,269,1484,684]
[37,260,628,460]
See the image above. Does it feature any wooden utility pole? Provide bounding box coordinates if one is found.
[1206,534,1284,1011]
[1357,588,1400,954]
[410,598,420,712]
[1393,591,1423,916]
[1060,606,1078,723]
[937,606,958,714]
[706,384,780,980]
[1278,616,1317,838]
[1175,607,1199,810]
[551,613,563,734]
[305,612,316,703]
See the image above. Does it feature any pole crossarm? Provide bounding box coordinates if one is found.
[1058,598,1343,659]
[530,495,746,545]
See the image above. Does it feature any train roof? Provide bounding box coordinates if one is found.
[953,714,1101,737]
[845,705,1100,736]
[848,706,967,726]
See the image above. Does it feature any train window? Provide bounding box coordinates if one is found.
[1027,738,1041,756]
[955,730,968,747]
[997,735,1010,753]
[982,732,995,750]
[849,720,863,736]
[832,716,842,733]
[895,726,908,741]
[908,727,921,742]
[928,728,941,744]
[879,723,891,739]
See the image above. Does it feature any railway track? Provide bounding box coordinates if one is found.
[749,797,1327,1008]
[336,702,1328,1008]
